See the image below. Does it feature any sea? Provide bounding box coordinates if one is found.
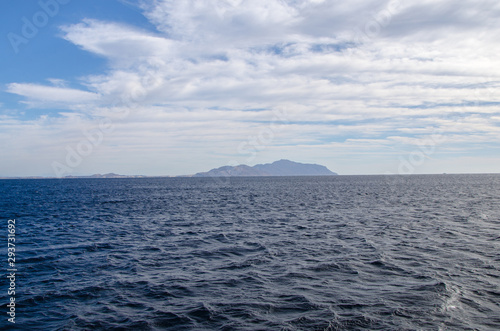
[1,174,499,330]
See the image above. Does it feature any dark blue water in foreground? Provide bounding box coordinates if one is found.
[1,175,499,330]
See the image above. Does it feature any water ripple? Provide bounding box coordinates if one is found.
[1,174,499,330]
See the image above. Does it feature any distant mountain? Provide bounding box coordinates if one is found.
[0,173,150,179]
[193,159,337,177]
[0,161,336,179]
[63,173,148,179]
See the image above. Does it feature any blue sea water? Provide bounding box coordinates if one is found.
[1,174,499,330]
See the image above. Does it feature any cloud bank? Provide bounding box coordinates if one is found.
[3,0,500,176]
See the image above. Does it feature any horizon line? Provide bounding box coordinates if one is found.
[2,172,500,179]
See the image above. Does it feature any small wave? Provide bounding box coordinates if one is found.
[3,175,500,330]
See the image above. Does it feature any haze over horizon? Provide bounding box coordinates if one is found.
[1,0,499,177]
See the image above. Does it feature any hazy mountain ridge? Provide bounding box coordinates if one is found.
[0,173,149,179]
[64,173,148,179]
[194,159,337,177]
[0,161,336,179]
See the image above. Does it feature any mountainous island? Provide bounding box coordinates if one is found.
[0,160,336,179]
[193,159,337,177]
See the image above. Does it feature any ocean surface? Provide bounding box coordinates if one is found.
[1,174,499,330]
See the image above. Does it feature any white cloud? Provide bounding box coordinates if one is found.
[6,83,100,106]
[61,19,176,67]
[3,0,500,175]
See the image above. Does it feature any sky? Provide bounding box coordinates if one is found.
[1,0,499,177]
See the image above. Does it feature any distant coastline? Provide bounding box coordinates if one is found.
[0,173,152,180]
[0,160,338,179]
[3,166,498,180]
[2,173,499,179]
